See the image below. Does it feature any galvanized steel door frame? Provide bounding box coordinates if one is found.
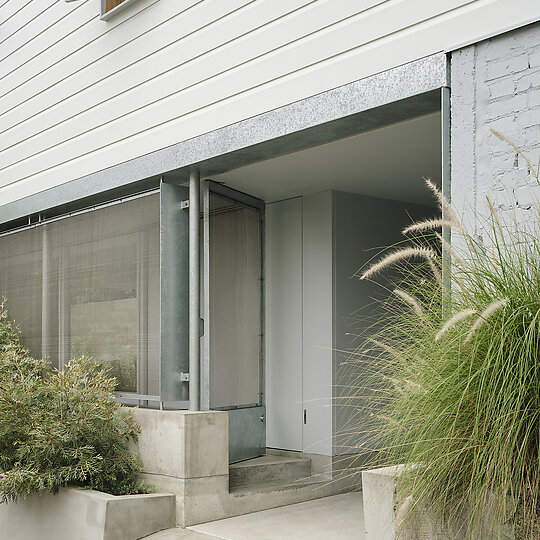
[201,180,266,462]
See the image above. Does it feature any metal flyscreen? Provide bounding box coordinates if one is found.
[0,194,160,395]
[208,193,262,408]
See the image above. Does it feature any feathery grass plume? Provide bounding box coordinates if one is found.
[402,218,456,236]
[465,298,508,343]
[403,379,426,393]
[435,308,476,341]
[424,177,446,208]
[485,196,505,238]
[424,178,463,228]
[366,337,401,359]
[393,288,424,319]
[427,259,442,286]
[360,247,435,280]
[491,128,536,178]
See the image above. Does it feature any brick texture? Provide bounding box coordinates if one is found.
[451,22,540,237]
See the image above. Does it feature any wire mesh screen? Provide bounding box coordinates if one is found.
[208,194,262,409]
[0,194,160,395]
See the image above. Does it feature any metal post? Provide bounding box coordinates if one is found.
[137,232,149,396]
[441,85,452,316]
[41,223,52,363]
[189,167,201,411]
[200,180,211,411]
[58,246,71,372]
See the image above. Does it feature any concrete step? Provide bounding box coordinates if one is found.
[143,529,215,539]
[229,475,328,495]
[229,454,312,489]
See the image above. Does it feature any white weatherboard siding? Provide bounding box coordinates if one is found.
[1,0,540,205]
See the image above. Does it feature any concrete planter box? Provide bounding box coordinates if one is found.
[362,465,514,540]
[0,487,175,540]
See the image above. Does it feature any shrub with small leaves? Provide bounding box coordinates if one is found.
[0,299,143,503]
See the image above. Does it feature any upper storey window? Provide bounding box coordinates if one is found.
[100,0,139,20]
[104,0,126,12]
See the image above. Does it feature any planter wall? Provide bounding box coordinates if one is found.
[362,465,514,540]
[0,487,175,540]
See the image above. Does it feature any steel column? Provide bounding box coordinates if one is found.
[200,180,211,411]
[189,167,201,411]
[441,85,452,314]
[41,224,52,363]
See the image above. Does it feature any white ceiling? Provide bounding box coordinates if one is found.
[210,112,442,206]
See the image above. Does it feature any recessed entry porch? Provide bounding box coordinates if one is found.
[210,109,442,461]
[0,66,447,524]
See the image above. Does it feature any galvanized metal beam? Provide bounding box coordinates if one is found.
[0,53,447,229]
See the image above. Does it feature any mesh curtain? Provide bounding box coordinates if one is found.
[0,194,160,395]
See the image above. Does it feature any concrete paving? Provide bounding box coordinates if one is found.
[145,492,364,540]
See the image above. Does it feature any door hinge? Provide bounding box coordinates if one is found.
[180,372,190,382]
[303,409,307,424]
[180,200,190,210]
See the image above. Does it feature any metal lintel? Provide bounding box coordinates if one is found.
[0,188,160,239]
[205,181,265,211]
[0,53,447,229]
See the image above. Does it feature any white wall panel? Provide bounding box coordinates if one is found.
[266,198,303,452]
[302,191,333,456]
[2,0,540,204]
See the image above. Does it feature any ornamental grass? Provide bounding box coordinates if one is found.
[343,165,540,537]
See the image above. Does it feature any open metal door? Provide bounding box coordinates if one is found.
[201,181,265,463]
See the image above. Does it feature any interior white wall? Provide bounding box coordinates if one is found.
[265,190,436,457]
[301,192,334,456]
[265,192,334,456]
[265,198,303,452]
[332,191,435,455]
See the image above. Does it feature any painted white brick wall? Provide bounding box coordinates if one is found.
[451,22,540,237]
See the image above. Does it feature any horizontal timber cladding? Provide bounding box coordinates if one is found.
[1,0,540,206]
